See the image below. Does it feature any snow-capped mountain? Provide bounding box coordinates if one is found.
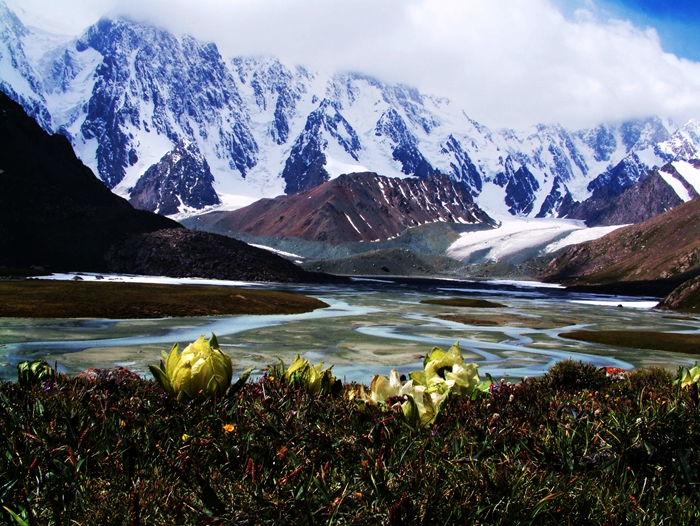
[1,2,699,220]
[565,160,700,226]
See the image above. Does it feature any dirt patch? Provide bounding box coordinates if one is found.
[560,330,700,355]
[437,314,529,327]
[0,280,328,318]
[421,298,507,308]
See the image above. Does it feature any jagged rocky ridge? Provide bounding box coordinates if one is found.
[184,172,496,244]
[129,142,220,215]
[0,90,335,283]
[564,160,700,225]
[2,1,699,221]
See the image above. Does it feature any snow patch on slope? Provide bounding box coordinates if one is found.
[544,224,625,253]
[672,161,700,196]
[447,218,582,263]
[658,169,693,202]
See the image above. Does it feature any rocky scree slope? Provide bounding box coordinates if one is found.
[0,91,335,283]
[1,3,699,221]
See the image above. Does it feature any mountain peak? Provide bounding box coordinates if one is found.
[0,1,697,223]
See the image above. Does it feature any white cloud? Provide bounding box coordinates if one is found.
[6,0,700,130]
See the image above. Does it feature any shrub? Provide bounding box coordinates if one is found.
[625,366,674,392]
[544,359,608,392]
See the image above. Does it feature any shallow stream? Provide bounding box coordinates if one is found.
[1,275,698,384]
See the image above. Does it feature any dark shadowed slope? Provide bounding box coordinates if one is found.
[0,91,177,271]
[0,92,338,283]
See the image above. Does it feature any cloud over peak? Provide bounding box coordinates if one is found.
[7,0,700,130]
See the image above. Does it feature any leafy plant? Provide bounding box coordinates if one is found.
[149,333,239,400]
[626,365,674,392]
[16,360,55,388]
[675,363,700,388]
[1,362,699,524]
[279,354,342,396]
[544,359,608,392]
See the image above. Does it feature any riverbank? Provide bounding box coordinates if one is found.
[0,279,328,318]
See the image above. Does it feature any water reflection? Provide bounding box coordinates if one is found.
[1,276,698,384]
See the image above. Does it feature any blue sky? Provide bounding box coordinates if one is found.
[560,0,700,61]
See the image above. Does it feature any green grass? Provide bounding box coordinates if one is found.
[421,297,507,308]
[0,280,328,318]
[1,361,698,525]
[561,329,700,355]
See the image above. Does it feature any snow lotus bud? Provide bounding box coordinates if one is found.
[149,334,233,400]
[676,363,700,389]
[281,355,341,396]
[17,360,55,388]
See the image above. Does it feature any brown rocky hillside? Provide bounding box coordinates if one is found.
[187,172,495,244]
[540,196,700,288]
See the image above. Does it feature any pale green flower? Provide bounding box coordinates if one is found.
[363,342,492,427]
[149,334,234,400]
[281,355,341,396]
[416,342,490,399]
[365,369,445,427]
[676,363,700,389]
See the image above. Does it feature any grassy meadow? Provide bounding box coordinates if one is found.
[1,361,698,525]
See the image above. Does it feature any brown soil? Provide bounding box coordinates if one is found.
[436,314,524,327]
[540,196,700,286]
[0,280,328,318]
[560,329,700,355]
[421,298,507,308]
[437,313,568,329]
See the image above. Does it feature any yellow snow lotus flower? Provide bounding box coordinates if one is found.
[411,342,490,399]
[676,363,700,388]
[282,355,342,396]
[149,334,233,400]
[365,369,444,427]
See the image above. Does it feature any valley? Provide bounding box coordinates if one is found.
[2,1,700,523]
[1,274,696,385]
[1,0,700,387]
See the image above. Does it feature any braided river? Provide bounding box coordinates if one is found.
[1,274,698,384]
